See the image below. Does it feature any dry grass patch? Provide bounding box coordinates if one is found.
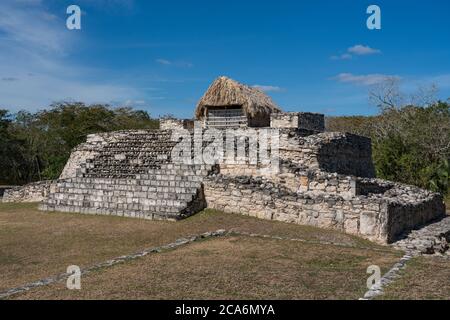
[0,204,388,293]
[381,257,450,300]
[13,236,401,300]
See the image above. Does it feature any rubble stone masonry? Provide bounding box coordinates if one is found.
[203,175,444,244]
[25,120,446,244]
[2,181,53,203]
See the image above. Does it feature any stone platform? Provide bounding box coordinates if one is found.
[36,127,446,244]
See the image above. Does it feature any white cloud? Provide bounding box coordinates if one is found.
[331,44,381,60]
[333,73,401,86]
[156,58,171,65]
[252,85,284,92]
[0,72,146,112]
[347,45,381,56]
[0,1,65,53]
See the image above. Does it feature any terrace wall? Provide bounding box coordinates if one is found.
[203,175,445,243]
[2,180,53,203]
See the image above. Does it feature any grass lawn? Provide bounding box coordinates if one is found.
[0,202,445,300]
[380,257,450,300]
[14,235,400,300]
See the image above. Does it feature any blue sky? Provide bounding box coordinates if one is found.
[1,0,450,118]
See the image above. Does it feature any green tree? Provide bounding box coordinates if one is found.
[2,102,159,183]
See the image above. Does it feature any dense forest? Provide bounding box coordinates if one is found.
[1,81,449,196]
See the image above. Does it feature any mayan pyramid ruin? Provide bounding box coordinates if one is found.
[38,76,446,244]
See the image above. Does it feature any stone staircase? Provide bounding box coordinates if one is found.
[82,131,179,178]
[40,130,214,220]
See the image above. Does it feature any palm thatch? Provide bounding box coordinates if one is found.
[195,76,281,119]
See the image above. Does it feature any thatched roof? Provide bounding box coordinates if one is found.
[195,76,281,119]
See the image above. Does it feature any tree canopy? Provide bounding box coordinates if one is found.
[0,102,158,184]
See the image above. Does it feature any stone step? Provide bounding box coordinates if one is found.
[52,184,200,195]
[47,189,196,201]
[41,137,212,220]
[55,180,202,189]
[48,189,195,200]
[40,203,183,220]
[81,170,210,178]
[84,163,211,171]
[46,197,190,209]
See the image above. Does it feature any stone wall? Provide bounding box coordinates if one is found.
[356,178,394,196]
[271,112,325,131]
[160,119,195,130]
[60,130,176,179]
[0,186,14,198]
[218,165,356,200]
[279,131,375,178]
[203,174,445,244]
[60,132,120,179]
[61,128,374,180]
[186,128,375,179]
[2,181,53,203]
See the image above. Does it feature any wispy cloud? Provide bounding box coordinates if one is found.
[331,44,381,60]
[156,58,171,65]
[252,85,284,92]
[0,0,152,112]
[348,45,381,56]
[77,0,135,11]
[331,53,352,60]
[156,58,193,68]
[332,73,400,86]
[1,77,19,82]
[0,1,65,53]
[423,74,450,89]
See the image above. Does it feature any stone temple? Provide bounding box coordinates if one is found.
[37,76,445,244]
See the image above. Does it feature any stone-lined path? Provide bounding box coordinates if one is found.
[361,254,413,300]
[0,230,227,299]
[361,216,450,300]
[2,218,449,300]
[1,228,396,300]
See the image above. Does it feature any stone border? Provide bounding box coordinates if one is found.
[360,254,413,300]
[361,216,450,300]
[0,229,226,300]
